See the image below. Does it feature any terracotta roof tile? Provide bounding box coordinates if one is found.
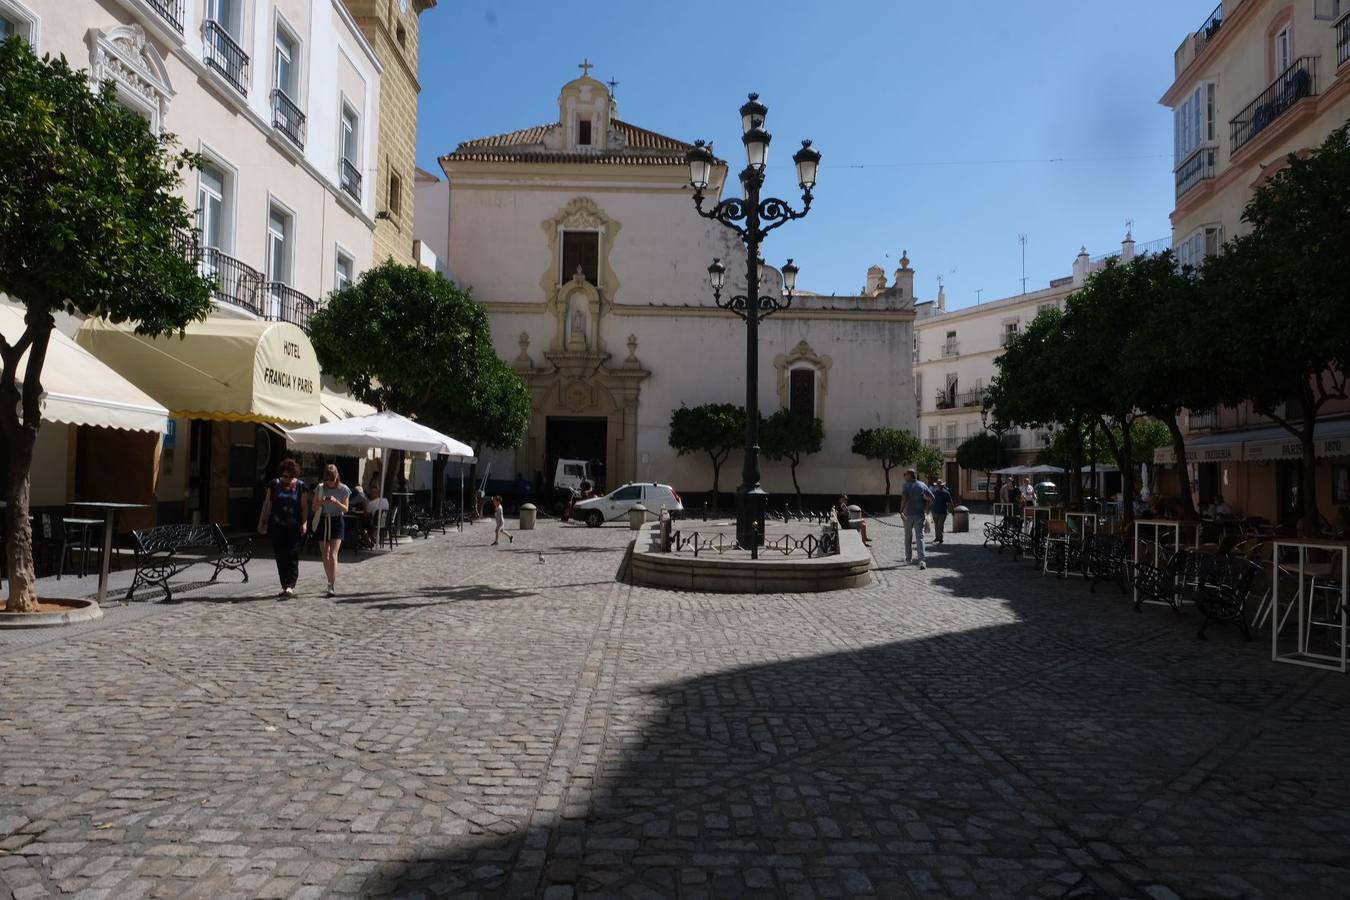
[442,119,707,167]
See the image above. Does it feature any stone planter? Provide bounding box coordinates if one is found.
[0,598,103,628]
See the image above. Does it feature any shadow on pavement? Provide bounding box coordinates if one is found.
[362,528,1350,899]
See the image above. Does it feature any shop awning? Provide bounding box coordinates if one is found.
[0,306,167,432]
[1154,430,1244,465]
[75,317,321,426]
[1154,420,1350,464]
[320,388,377,423]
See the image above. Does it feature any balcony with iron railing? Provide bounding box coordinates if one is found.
[934,390,956,411]
[941,437,959,452]
[200,246,264,316]
[340,158,362,202]
[1189,408,1218,431]
[271,89,306,149]
[1338,8,1350,69]
[955,388,985,408]
[940,340,959,358]
[203,19,249,95]
[1194,2,1224,54]
[263,282,317,332]
[144,0,185,33]
[1176,145,1217,199]
[924,436,942,449]
[1001,432,1023,451]
[1230,56,1318,155]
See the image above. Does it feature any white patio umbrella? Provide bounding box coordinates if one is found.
[284,409,474,460]
[993,465,1026,475]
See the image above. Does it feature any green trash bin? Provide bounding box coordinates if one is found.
[1034,481,1059,506]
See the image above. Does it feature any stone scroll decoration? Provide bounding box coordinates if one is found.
[87,25,175,133]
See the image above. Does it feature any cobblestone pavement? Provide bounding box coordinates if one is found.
[2,515,1349,899]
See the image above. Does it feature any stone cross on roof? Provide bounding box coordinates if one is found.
[578,58,594,78]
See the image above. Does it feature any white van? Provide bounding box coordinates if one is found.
[574,483,682,527]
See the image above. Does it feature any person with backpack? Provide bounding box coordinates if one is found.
[257,458,309,598]
[931,479,954,544]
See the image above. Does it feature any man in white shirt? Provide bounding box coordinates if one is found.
[1019,477,1036,508]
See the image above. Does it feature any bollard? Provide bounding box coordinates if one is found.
[628,503,648,531]
[951,505,970,533]
[518,503,537,530]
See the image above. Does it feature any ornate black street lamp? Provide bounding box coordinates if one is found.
[686,93,820,558]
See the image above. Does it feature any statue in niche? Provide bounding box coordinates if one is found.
[565,292,590,351]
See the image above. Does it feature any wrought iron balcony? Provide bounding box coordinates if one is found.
[145,0,185,33]
[1230,56,1318,155]
[203,20,249,95]
[924,436,942,449]
[172,225,198,262]
[1338,9,1350,69]
[1194,2,1224,54]
[941,437,958,452]
[940,340,959,358]
[1189,408,1218,430]
[934,390,957,411]
[271,89,305,149]
[264,282,317,333]
[955,388,985,408]
[1001,432,1023,450]
[200,247,264,316]
[1176,145,1217,199]
[340,158,362,202]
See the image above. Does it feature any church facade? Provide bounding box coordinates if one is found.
[419,71,917,501]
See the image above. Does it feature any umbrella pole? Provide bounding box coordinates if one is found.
[459,466,464,533]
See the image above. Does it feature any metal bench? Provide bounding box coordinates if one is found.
[1189,555,1261,641]
[1132,544,1189,613]
[1086,534,1130,595]
[126,524,252,603]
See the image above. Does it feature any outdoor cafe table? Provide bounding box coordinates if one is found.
[1270,537,1348,673]
[70,501,147,606]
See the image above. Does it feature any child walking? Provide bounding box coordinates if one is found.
[492,495,513,546]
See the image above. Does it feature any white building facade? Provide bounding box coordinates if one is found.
[9,0,382,527]
[421,74,917,503]
[914,234,1162,498]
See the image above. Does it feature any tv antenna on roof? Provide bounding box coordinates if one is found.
[1018,234,1028,294]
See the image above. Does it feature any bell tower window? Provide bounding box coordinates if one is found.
[578,118,592,146]
[561,231,599,285]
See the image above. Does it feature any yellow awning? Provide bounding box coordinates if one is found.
[75,317,321,426]
[0,305,168,432]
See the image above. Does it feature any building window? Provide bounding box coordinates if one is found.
[266,205,292,286]
[1176,224,1223,269]
[273,28,295,96]
[387,169,402,218]
[0,0,36,46]
[338,102,361,200]
[395,22,407,48]
[335,248,353,292]
[1314,0,1341,21]
[560,230,599,285]
[1274,24,1292,73]
[1174,81,1216,166]
[578,118,592,146]
[788,368,815,418]
[1036,302,1055,316]
[197,163,229,252]
[1001,321,1019,347]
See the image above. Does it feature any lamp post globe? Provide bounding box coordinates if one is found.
[685,140,715,192]
[781,259,799,295]
[739,92,768,133]
[792,139,821,192]
[742,127,771,173]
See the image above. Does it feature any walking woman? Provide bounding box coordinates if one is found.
[257,458,308,598]
[492,495,513,546]
[313,464,351,597]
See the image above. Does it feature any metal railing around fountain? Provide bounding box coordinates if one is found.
[660,519,840,558]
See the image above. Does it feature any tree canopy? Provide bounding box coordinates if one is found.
[309,261,529,452]
[668,403,745,501]
[760,409,823,508]
[1201,124,1350,533]
[0,38,213,611]
[956,432,1001,499]
[913,445,944,485]
[852,426,921,512]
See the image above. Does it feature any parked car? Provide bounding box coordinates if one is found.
[574,483,682,527]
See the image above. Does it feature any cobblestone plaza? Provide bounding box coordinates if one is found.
[2,518,1348,899]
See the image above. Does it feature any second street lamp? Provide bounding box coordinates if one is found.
[686,93,819,558]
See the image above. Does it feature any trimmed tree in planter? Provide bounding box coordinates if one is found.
[851,426,921,513]
[668,403,745,508]
[760,409,824,510]
[0,39,213,612]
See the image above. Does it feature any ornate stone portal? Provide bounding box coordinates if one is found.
[512,197,648,488]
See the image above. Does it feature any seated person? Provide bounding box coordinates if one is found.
[1213,495,1234,517]
[363,485,391,545]
[348,483,367,514]
[834,494,871,546]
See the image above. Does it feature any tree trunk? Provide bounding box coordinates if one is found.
[1099,418,1135,524]
[5,427,38,612]
[790,459,802,510]
[1164,415,1198,520]
[1120,420,1136,523]
[1068,421,1083,511]
[708,453,721,509]
[1301,422,1320,537]
[883,466,892,514]
[431,455,447,511]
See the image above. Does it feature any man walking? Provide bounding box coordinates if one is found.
[931,479,954,544]
[901,468,934,569]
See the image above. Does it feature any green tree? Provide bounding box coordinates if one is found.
[668,403,745,503]
[914,445,944,485]
[760,409,824,509]
[1202,124,1350,534]
[310,261,529,497]
[956,432,1001,500]
[851,426,921,512]
[0,39,213,612]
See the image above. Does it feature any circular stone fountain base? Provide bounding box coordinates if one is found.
[629,521,872,593]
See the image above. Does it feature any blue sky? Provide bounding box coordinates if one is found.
[416,1,1208,311]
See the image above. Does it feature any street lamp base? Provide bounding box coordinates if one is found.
[736,486,768,558]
